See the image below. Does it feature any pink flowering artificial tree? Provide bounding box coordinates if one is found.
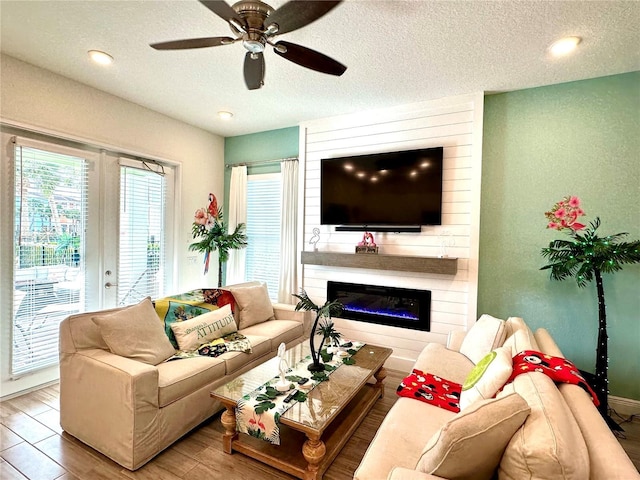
[190,193,247,286]
[541,196,640,429]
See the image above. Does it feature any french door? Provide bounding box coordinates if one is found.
[8,135,175,381]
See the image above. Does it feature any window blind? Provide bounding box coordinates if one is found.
[12,143,88,376]
[117,162,167,306]
[245,174,281,300]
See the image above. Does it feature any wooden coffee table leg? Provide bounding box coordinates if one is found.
[302,434,326,480]
[220,403,238,454]
[374,366,387,398]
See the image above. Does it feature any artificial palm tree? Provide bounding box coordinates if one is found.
[189,195,247,286]
[293,289,343,372]
[541,196,640,428]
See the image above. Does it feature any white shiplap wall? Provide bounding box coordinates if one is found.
[297,93,484,371]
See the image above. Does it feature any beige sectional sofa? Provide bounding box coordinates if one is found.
[354,316,639,480]
[59,282,311,470]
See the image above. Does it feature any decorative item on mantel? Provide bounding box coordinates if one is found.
[355,231,378,254]
[540,195,640,431]
[438,230,455,258]
[292,289,344,372]
[189,193,248,285]
[309,227,321,251]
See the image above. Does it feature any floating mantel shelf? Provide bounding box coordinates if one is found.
[300,251,458,275]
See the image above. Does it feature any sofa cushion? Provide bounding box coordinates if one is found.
[157,356,226,407]
[497,371,589,480]
[170,304,237,352]
[240,319,303,350]
[92,297,175,365]
[414,343,475,385]
[502,317,539,355]
[459,314,506,364]
[416,392,530,480]
[220,334,271,374]
[353,397,455,480]
[229,283,275,329]
[460,346,513,410]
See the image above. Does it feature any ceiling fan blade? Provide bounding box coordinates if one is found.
[150,36,235,50]
[199,0,244,25]
[244,52,265,90]
[274,41,346,76]
[266,1,342,35]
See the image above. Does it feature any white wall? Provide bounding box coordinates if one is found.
[0,54,224,397]
[299,93,484,371]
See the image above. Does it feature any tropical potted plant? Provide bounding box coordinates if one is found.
[540,195,640,429]
[189,193,247,287]
[292,289,343,372]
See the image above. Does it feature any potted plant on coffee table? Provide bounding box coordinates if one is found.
[293,289,343,372]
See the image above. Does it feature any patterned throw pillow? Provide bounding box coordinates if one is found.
[154,289,235,348]
[459,346,513,410]
[396,369,462,412]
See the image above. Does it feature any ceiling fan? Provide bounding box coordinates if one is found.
[150,0,347,90]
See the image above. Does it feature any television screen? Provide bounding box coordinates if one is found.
[320,146,443,228]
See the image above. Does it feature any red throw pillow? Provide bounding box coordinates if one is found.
[397,369,461,412]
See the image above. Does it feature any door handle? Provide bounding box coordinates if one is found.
[105,282,118,289]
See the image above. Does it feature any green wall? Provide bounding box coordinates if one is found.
[479,72,640,400]
[223,126,299,208]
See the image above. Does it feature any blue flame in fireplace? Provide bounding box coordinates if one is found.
[343,305,419,321]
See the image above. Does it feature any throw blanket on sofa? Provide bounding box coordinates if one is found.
[154,288,236,348]
[168,332,252,361]
[396,369,462,412]
[236,341,364,445]
[508,350,599,405]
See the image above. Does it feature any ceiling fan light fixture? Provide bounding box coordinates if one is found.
[549,36,581,57]
[217,111,234,120]
[88,50,113,65]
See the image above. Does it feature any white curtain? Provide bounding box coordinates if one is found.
[226,165,247,285]
[278,159,299,303]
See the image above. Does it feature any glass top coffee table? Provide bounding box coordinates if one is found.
[210,341,392,480]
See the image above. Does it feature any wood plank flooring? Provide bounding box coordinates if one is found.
[1,371,639,480]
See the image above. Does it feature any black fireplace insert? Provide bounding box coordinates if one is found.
[327,281,431,332]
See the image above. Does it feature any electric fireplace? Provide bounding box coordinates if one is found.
[327,281,431,332]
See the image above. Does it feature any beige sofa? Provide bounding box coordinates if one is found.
[59,283,311,470]
[354,316,639,480]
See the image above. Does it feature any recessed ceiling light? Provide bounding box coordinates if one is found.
[549,36,581,57]
[88,50,113,65]
[217,111,234,120]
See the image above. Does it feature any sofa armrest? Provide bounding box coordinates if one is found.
[534,328,639,479]
[388,467,447,480]
[533,328,564,357]
[273,302,313,335]
[60,349,160,469]
[446,329,466,352]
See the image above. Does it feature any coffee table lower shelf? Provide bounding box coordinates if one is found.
[218,382,383,480]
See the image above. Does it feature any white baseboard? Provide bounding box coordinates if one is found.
[609,395,640,422]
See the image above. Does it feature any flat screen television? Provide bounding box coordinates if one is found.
[320,146,443,230]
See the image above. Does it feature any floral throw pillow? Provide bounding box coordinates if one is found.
[397,369,462,412]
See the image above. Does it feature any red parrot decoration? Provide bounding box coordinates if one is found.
[208,193,218,219]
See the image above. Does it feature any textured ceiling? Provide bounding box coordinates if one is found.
[1,0,638,137]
